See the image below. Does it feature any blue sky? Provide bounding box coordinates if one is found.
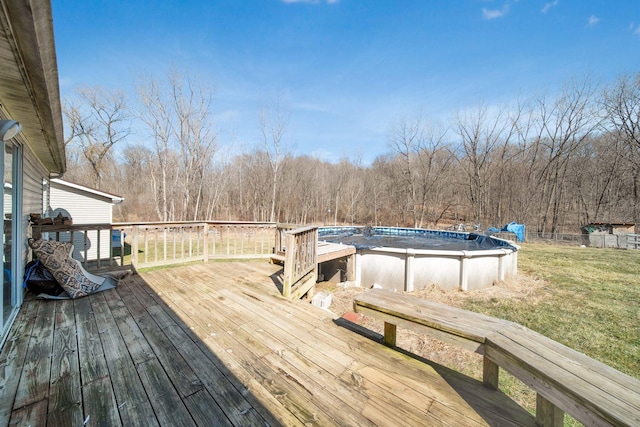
[52,0,640,163]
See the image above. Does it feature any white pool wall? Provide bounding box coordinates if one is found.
[354,244,518,291]
[319,226,520,292]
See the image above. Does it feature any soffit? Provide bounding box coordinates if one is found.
[0,0,65,174]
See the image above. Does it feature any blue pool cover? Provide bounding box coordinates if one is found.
[318,227,517,251]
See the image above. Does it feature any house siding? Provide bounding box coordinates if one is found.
[49,182,114,261]
[22,146,49,264]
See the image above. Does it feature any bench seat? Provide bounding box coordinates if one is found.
[486,324,640,427]
[353,288,640,427]
[353,288,510,352]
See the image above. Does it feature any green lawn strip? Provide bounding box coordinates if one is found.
[461,243,640,425]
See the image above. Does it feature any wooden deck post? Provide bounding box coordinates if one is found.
[283,232,296,298]
[482,357,499,390]
[203,223,209,262]
[536,394,564,427]
[383,322,397,347]
[131,226,139,269]
[355,252,362,286]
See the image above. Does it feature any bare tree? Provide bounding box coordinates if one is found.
[389,116,454,228]
[138,70,218,221]
[138,77,173,221]
[569,133,625,225]
[454,104,518,225]
[116,144,155,221]
[63,87,131,188]
[533,79,600,234]
[259,95,290,223]
[603,73,640,230]
[171,71,219,220]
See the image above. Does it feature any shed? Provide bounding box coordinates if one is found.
[49,178,124,260]
[581,223,636,248]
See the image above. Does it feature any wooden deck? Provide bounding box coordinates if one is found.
[317,241,356,263]
[270,241,356,265]
[0,261,536,426]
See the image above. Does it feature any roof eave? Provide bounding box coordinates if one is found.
[0,0,65,174]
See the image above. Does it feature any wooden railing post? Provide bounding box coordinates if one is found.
[131,226,139,269]
[283,232,296,298]
[203,223,209,262]
[536,394,564,427]
[482,357,499,390]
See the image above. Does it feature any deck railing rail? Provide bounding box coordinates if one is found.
[122,221,278,269]
[32,223,132,273]
[33,221,323,299]
[33,221,279,271]
[274,223,300,256]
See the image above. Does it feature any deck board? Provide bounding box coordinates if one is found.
[0,300,37,426]
[0,261,537,427]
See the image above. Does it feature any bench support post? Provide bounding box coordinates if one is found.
[482,357,499,390]
[536,394,563,427]
[383,322,397,347]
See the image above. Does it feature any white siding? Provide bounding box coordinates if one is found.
[49,183,114,261]
[22,147,48,265]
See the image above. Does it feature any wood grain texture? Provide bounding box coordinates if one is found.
[355,288,640,427]
[486,324,640,427]
[0,300,38,426]
[0,261,539,427]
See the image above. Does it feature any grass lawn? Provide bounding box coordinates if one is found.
[461,243,640,424]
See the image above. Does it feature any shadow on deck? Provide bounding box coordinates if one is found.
[0,261,535,426]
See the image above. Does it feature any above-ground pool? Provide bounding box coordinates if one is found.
[318,226,519,292]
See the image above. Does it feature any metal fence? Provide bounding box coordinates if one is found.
[522,232,639,249]
[478,230,640,249]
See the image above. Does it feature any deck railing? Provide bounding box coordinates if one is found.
[32,221,321,299]
[274,223,299,256]
[32,223,132,273]
[282,226,318,299]
[121,221,277,269]
[33,221,278,271]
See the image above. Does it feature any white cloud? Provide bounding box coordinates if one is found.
[217,110,241,123]
[293,102,329,113]
[635,26,640,35]
[588,15,600,26]
[482,4,510,20]
[541,1,558,14]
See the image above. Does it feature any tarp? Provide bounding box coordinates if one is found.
[504,222,525,242]
[486,222,525,242]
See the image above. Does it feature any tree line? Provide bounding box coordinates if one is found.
[62,71,640,234]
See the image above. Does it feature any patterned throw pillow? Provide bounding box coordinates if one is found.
[28,238,103,299]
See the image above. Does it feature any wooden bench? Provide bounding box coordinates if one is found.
[354,289,640,427]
